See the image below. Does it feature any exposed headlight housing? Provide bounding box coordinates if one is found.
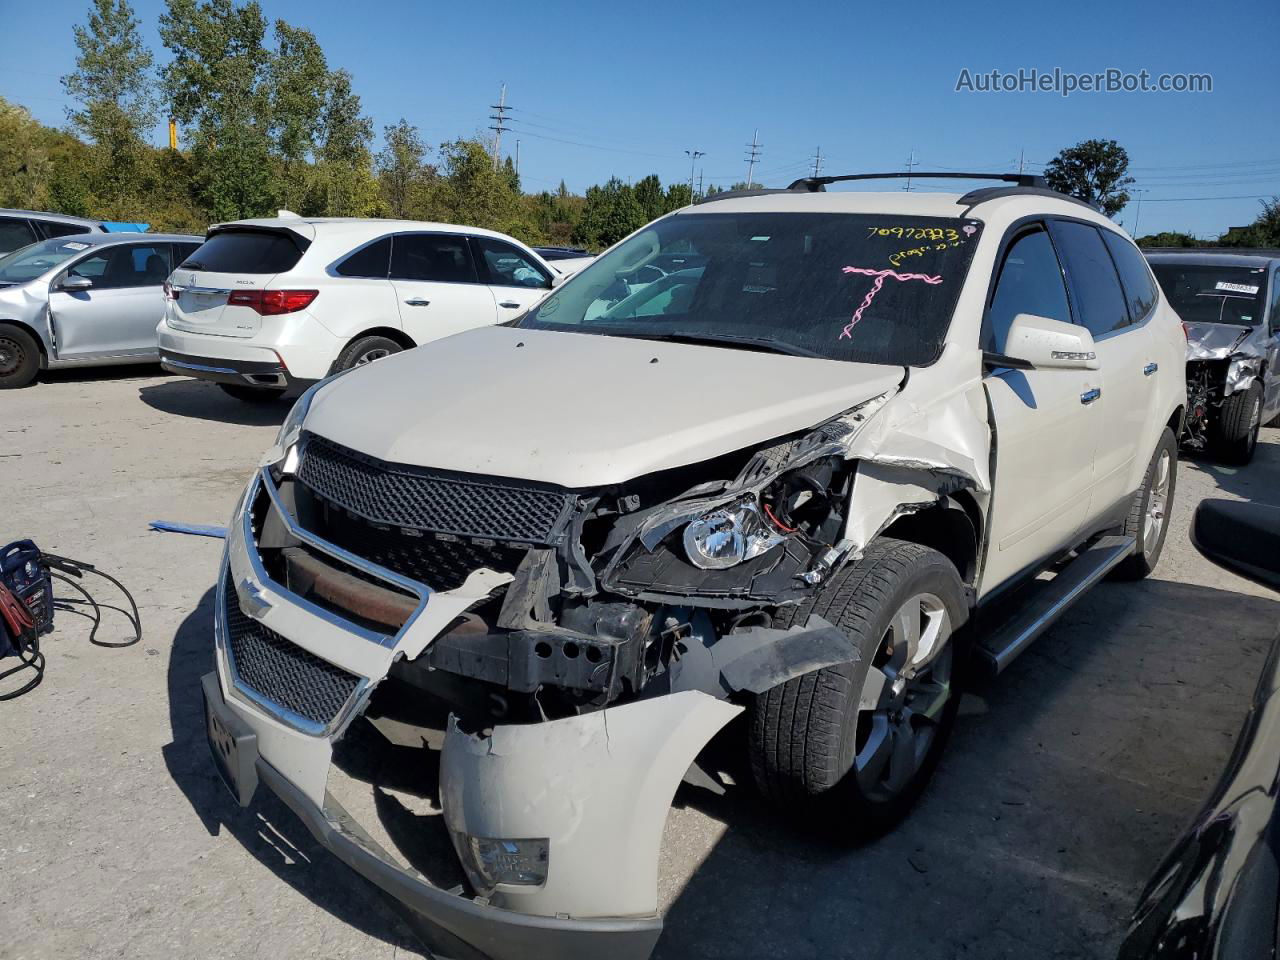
[683,499,787,570]
[262,367,355,473]
[451,832,550,892]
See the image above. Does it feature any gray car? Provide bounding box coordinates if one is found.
[0,232,203,388]
[0,209,112,257]
[1147,248,1280,464]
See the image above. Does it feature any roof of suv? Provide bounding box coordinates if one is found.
[210,216,539,248]
[1144,248,1280,268]
[685,188,1117,230]
[39,231,202,247]
[1,208,106,228]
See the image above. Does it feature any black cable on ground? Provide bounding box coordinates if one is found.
[44,555,141,648]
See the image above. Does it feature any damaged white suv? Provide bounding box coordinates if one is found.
[203,173,1186,960]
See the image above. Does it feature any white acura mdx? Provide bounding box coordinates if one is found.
[158,216,575,401]
[202,174,1186,960]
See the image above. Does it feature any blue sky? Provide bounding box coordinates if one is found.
[3,0,1277,238]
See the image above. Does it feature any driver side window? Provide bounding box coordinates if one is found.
[984,226,1072,354]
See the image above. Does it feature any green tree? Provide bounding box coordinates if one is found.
[633,174,665,222]
[1219,197,1280,248]
[1043,138,1135,217]
[160,0,276,220]
[664,182,693,210]
[61,0,157,215]
[1135,231,1200,248]
[574,177,646,249]
[268,20,328,211]
[310,68,377,216]
[430,138,527,234]
[376,119,428,218]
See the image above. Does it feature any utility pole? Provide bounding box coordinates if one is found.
[515,140,521,179]
[489,83,510,173]
[744,129,761,188]
[1132,188,1147,237]
[685,149,704,199]
[697,169,704,199]
[1017,148,1025,175]
[903,149,917,191]
[811,145,823,178]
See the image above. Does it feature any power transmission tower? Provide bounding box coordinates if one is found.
[744,129,761,187]
[685,149,704,199]
[903,149,917,191]
[489,83,510,173]
[811,146,824,178]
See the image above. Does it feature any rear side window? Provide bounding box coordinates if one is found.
[984,227,1072,354]
[336,236,391,278]
[1101,230,1158,323]
[0,217,37,255]
[170,242,200,267]
[390,233,478,283]
[184,229,306,274]
[1049,221,1131,337]
[40,221,94,239]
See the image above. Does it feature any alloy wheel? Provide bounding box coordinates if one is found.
[854,592,953,802]
[1144,448,1172,549]
[355,347,391,366]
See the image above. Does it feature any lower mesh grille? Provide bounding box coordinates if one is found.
[222,581,360,727]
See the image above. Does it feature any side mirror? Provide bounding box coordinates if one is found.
[1003,313,1099,370]
[1193,499,1280,591]
[59,275,93,292]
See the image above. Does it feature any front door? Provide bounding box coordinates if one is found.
[48,242,171,360]
[470,235,554,319]
[389,232,497,343]
[981,224,1100,595]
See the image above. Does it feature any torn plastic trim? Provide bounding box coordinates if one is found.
[1227,356,1262,396]
[440,691,742,920]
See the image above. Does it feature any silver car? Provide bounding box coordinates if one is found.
[1147,249,1280,464]
[0,232,202,388]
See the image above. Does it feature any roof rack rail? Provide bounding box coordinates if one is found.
[786,171,1046,192]
[695,187,797,204]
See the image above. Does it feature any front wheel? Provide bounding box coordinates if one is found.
[333,335,403,373]
[1214,383,1262,465]
[0,324,40,389]
[748,539,967,841]
[1112,427,1177,581]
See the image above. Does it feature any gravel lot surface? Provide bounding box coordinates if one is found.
[2,366,1277,960]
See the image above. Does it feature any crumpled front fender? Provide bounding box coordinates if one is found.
[1226,356,1262,396]
[440,691,742,920]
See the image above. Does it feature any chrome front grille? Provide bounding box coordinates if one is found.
[222,578,360,727]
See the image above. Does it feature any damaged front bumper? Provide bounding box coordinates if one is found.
[206,468,742,960]
[202,673,667,960]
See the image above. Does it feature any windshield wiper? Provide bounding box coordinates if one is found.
[608,330,827,359]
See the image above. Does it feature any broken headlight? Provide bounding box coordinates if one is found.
[683,499,787,570]
[451,833,550,892]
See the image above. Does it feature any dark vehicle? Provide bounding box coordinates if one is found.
[1146,249,1280,464]
[531,245,591,261]
[1119,497,1280,958]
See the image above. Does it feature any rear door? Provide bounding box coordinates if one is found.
[48,242,172,359]
[0,217,38,257]
[167,228,308,338]
[1050,220,1150,519]
[390,232,497,342]
[469,235,554,319]
[982,224,1100,594]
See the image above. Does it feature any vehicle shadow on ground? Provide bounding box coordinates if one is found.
[139,378,293,426]
[654,577,1279,960]
[160,587,425,956]
[1184,431,1280,506]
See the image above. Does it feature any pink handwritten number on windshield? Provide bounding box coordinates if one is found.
[839,266,943,339]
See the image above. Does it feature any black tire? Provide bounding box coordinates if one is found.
[218,383,286,403]
[1213,383,1262,465]
[333,335,403,373]
[0,324,40,389]
[1112,427,1178,581]
[748,538,967,841]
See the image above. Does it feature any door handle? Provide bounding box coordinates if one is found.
[403,298,430,307]
[498,300,522,309]
[1143,362,1158,376]
[1080,387,1102,405]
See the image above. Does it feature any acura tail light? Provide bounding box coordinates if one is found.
[227,289,318,316]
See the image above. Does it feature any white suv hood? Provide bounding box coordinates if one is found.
[303,326,903,488]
